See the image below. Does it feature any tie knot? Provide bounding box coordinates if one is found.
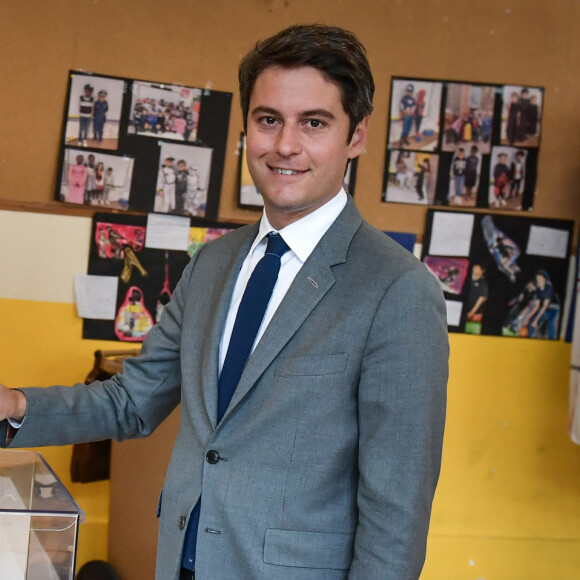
[265,233,289,258]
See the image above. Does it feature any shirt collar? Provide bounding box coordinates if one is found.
[252,189,348,263]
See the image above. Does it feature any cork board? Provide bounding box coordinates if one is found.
[1,0,579,239]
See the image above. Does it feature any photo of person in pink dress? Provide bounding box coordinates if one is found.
[67,154,88,204]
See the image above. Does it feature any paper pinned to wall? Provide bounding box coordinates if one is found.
[526,225,570,259]
[74,275,118,320]
[445,300,463,327]
[145,213,191,251]
[428,212,474,257]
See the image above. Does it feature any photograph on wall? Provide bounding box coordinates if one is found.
[237,132,358,209]
[501,85,543,148]
[56,71,232,219]
[83,213,239,342]
[154,141,213,217]
[128,80,202,143]
[442,83,496,154]
[383,150,439,205]
[488,146,528,210]
[382,77,543,211]
[63,72,125,150]
[421,209,573,339]
[387,79,443,152]
[238,133,263,209]
[58,147,134,209]
[447,145,482,207]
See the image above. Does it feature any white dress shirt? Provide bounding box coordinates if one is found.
[218,189,347,371]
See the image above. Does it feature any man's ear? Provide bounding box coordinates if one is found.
[347,116,370,159]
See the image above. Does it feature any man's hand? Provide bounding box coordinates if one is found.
[0,384,27,422]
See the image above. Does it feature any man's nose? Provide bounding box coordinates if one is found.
[276,124,301,156]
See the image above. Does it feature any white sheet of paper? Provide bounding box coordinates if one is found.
[145,213,190,251]
[74,275,118,320]
[526,225,569,259]
[445,300,463,327]
[428,212,474,257]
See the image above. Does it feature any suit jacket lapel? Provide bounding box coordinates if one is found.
[198,223,260,428]
[219,197,363,425]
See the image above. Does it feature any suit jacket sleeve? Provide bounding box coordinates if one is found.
[349,266,448,580]
[0,251,200,449]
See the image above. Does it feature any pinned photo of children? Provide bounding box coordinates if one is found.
[64,73,125,150]
[383,150,439,205]
[488,147,527,210]
[388,80,442,152]
[449,145,481,207]
[60,148,134,209]
[154,141,213,217]
[442,83,496,154]
[129,80,202,143]
[501,85,543,148]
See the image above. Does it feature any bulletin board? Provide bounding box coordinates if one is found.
[1,0,579,240]
[56,71,232,220]
[382,77,542,212]
[82,212,238,342]
[421,209,574,338]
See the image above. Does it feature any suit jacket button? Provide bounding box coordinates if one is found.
[206,450,220,464]
[178,516,186,530]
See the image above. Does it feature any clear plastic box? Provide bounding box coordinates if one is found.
[0,449,84,580]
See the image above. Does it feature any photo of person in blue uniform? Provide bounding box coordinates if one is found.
[64,72,124,150]
[387,78,442,152]
[93,90,109,144]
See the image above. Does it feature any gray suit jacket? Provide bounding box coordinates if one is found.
[2,197,448,580]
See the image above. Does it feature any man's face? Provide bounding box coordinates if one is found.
[245,66,368,229]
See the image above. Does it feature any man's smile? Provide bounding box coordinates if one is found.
[269,166,308,176]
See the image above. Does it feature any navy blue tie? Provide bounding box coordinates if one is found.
[181,232,289,572]
[217,232,290,422]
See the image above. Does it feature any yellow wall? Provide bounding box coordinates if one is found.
[2,210,579,577]
[0,297,115,568]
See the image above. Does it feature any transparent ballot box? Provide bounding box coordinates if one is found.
[0,450,84,580]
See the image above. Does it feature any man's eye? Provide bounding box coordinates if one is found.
[307,119,323,128]
[261,116,277,125]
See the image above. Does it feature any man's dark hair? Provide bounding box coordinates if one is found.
[239,24,375,141]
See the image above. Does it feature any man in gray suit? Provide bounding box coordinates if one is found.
[1,24,448,580]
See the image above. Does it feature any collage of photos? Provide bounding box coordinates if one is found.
[83,213,238,342]
[56,71,232,220]
[421,210,573,339]
[383,77,543,212]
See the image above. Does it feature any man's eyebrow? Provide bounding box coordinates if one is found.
[250,106,280,117]
[250,106,336,120]
[301,108,336,120]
